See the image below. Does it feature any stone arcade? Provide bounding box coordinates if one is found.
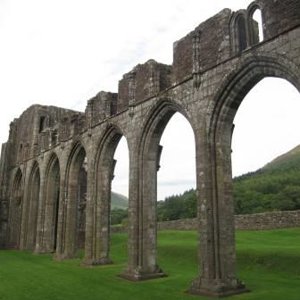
[0,0,299,297]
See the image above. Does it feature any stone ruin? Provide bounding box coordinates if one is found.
[0,0,299,296]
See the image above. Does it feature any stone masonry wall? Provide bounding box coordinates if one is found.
[156,210,300,231]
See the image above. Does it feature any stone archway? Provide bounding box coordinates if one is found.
[121,100,195,281]
[61,143,87,259]
[189,56,300,297]
[8,168,23,248]
[84,125,127,265]
[42,154,60,252]
[21,162,40,251]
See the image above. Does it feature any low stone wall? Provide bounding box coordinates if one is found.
[157,210,300,231]
[111,210,300,233]
[157,218,198,231]
[234,210,300,230]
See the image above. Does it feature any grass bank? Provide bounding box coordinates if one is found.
[0,228,299,300]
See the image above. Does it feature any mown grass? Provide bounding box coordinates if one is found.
[0,228,299,300]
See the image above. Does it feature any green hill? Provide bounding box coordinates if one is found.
[110,145,300,222]
[233,144,300,214]
[111,192,128,210]
[156,145,300,221]
[263,144,300,172]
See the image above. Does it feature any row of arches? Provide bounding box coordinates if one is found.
[8,100,198,273]
[7,54,300,296]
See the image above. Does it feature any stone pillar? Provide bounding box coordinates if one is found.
[83,155,113,265]
[26,165,40,251]
[19,163,30,250]
[54,163,67,260]
[83,154,95,263]
[189,124,248,297]
[63,176,78,258]
[120,142,165,281]
[39,158,60,253]
[34,168,46,253]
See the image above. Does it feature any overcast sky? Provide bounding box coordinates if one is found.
[1,0,300,200]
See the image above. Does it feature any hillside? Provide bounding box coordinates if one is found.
[263,144,300,172]
[111,144,300,222]
[111,192,128,209]
[156,144,300,221]
[233,144,300,214]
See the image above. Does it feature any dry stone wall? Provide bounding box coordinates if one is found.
[156,210,300,231]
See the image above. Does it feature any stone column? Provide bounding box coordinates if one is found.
[34,167,46,253]
[120,142,165,280]
[83,156,113,265]
[54,164,67,260]
[63,173,78,258]
[19,163,30,250]
[83,155,95,264]
[189,124,248,297]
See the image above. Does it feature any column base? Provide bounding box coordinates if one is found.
[34,245,54,254]
[189,277,249,297]
[119,266,167,281]
[53,252,76,261]
[33,248,50,254]
[82,257,113,266]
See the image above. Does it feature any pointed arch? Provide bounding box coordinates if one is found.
[8,168,23,248]
[42,152,60,252]
[230,10,248,54]
[194,54,300,294]
[247,2,264,45]
[121,99,196,280]
[84,123,127,265]
[140,100,193,158]
[62,141,87,258]
[23,161,40,250]
[211,55,300,135]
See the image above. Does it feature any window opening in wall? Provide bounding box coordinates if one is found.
[18,143,23,161]
[237,15,247,52]
[51,130,58,146]
[39,116,46,133]
[252,9,264,43]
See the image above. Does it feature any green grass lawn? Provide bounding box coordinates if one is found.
[0,228,299,300]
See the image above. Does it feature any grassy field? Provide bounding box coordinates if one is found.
[0,228,299,300]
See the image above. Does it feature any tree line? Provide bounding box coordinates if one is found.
[111,145,300,224]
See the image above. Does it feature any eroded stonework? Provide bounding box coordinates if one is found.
[0,0,299,297]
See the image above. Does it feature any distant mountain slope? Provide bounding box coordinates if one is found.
[263,145,300,172]
[111,192,128,209]
[156,144,300,221]
[233,144,300,214]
